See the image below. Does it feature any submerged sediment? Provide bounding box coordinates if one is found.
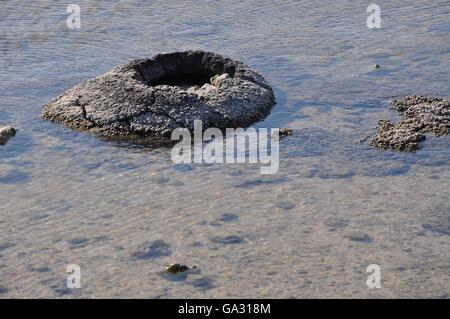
[42,51,276,140]
[371,96,450,151]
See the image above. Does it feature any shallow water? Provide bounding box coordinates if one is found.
[0,0,449,298]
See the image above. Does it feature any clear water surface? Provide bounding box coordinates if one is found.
[0,0,449,298]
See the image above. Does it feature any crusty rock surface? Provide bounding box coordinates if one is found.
[272,127,294,140]
[371,96,449,151]
[165,263,192,275]
[42,51,276,139]
[0,126,16,145]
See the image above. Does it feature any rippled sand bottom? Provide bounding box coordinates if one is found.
[1,126,449,298]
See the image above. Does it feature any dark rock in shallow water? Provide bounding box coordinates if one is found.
[272,127,294,140]
[371,96,450,151]
[165,263,196,275]
[0,126,16,145]
[42,51,276,140]
[372,119,426,152]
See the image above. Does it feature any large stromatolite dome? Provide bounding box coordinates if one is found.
[42,51,276,139]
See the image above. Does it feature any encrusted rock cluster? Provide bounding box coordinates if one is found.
[42,51,275,140]
[371,96,449,151]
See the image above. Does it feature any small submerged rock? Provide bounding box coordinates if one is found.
[0,126,16,145]
[272,128,294,140]
[371,96,449,151]
[165,263,196,275]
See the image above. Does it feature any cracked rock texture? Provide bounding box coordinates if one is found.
[42,51,276,140]
[371,96,450,151]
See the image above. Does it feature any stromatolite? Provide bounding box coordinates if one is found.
[371,96,449,151]
[42,51,276,140]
